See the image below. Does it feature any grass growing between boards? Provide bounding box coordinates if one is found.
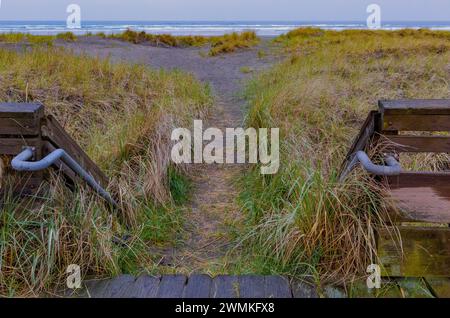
[0,47,212,296]
[236,28,450,285]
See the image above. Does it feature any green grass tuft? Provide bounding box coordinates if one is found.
[239,28,450,284]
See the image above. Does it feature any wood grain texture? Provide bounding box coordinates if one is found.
[156,275,187,298]
[42,115,109,188]
[425,278,450,298]
[238,275,265,298]
[386,136,450,153]
[378,226,450,277]
[211,275,239,298]
[130,275,160,298]
[0,103,43,136]
[383,114,450,132]
[77,274,443,299]
[101,275,136,298]
[291,281,319,298]
[264,276,292,298]
[0,103,43,118]
[348,279,402,298]
[388,186,450,223]
[379,99,450,115]
[397,278,434,298]
[339,111,378,178]
[83,279,112,298]
[0,138,42,156]
[182,274,212,298]
[388,172,450,188]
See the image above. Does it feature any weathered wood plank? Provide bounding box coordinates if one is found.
[323,286,347,298]
[397,278,434,298]
[0,103,44,118]
[83,279,112,298]
[100,275,136,298]
[388,186,450,224]
[388,172,450,188]
[42,115,109,188]
[0,138,42,155]
[383,114,450,132]
[379,99,450,115]
[132,275,161,298]
[183,274,212,298]
[238,275,265,298]
[42,141,78,185]
[128,275,160,298]
[340,111,377,178]
[348,279,403,298]
[424,278,450,298]
[386,136,450,153]
[211,275,239,298]
[0,118,41,136]
[156,275,187,298]
[264,276,291,298]
[0,103,43,136]
[378,226,450,277]
[291,281,319,298]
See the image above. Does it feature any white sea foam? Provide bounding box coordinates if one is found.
[0,21,449,36]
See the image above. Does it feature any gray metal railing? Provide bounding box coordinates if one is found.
[12,147,117,207]
[340,150,402,182]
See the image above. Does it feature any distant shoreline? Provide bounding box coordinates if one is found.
[1,21,450,36]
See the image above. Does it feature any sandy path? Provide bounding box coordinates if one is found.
[61,38,277,273]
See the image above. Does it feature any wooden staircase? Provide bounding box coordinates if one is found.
[341,99,450,296]
[0,102,109,198]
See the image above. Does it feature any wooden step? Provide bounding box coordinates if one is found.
[378,226,450,278]
[78,275,304,299]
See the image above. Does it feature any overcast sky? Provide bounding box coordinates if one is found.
[0,0,449,21]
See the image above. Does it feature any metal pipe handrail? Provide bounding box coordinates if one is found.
[340,150,402,182]
[11,147,117,208]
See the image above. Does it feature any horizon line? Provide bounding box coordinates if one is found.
[0,19,449,23]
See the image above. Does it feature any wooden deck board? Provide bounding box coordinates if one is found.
[397,278,434,298]
[424,278,450,298]
[379,99,450,115]
[378,226,450,277]
[78,274,446,298]
[182,274,212,298]
[323,286,347,298]
[388,186,450,223]
[238,275,265,298]
[264,276,292,298]
[156,275,187,298]
[128,275,161,298]
[84,279,112,298]
[101,274,136,298]
[211,275,239,298]
[291,281,319,298]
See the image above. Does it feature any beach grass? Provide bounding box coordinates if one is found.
[208,31,260,56]
[109,29,260,56]
[0,32,78,46]
[0,30,261,56]
[0,47,212,296]
[237,28,450,284]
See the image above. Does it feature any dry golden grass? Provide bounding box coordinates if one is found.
[110,29,260,56]
[0,32,78,46]
[0,47,212,296]
[239,28,450,284]
[208,31,260,56]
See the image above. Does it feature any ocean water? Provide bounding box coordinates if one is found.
[0,21,450,36]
